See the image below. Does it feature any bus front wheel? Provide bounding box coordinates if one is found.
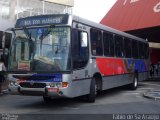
[86,78,97,103]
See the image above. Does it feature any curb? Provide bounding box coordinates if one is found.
[147,77,160,81]
[143,90,160,100]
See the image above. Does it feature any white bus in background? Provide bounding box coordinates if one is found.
[0,31,11,93]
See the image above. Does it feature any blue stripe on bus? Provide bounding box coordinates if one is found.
[26,74,62,82]
[127,59,147,72]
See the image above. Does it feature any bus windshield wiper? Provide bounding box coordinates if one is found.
[23,27,32,40]
[39,26,53,41]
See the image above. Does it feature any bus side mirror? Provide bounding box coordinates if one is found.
[6,27,14,32]
[6,28,15,36]
[80,32,88,47]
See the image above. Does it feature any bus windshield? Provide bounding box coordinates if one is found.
[8,26,71,72]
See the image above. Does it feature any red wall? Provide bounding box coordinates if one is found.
[100,0,160,31]
[150,48,160,64]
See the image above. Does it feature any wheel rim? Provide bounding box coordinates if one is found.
[95,83,97,96]
[134,77,138,87]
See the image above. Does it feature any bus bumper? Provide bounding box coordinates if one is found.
[18,86,66,97]
[8,81,19,95]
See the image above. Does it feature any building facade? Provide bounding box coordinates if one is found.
[0,0,74,64]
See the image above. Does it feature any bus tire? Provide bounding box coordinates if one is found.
[43,96,52,103]
[86,78,97,103]
[130,75,138,90]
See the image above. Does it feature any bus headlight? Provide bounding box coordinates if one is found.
[56,82,62,88]
[14,82,19,86]
[49,83,55,87]
[10,81,19,86]
[49,82,68,88]
[10,81,14,86]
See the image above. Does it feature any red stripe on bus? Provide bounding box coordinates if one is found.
[96,58,126,76]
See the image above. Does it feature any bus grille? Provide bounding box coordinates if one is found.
[19,82,46,88]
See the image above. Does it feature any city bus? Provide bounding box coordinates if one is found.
[7,14,149,102]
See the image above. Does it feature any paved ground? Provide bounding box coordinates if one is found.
[143,78,160,100]
[0,80,160,120]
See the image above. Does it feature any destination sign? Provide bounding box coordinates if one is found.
[15,14,69,28]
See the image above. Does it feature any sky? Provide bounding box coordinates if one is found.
[73,0,117,23]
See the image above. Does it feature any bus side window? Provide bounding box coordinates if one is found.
[138,42,145,59]
[110,35,115,57]
[124,38,132,58]
[103,32,114,57]
[132,40,138,59]
[144,43,149,59]
[72,29,89,69]
[115,35,124,58]
[90,28,103,56]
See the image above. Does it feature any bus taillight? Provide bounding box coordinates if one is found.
[17,79,26,83]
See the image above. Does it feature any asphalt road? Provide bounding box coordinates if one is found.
[0,81,160,120]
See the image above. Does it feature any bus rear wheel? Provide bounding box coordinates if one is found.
[130,75,138,90]
[86,78,97,103]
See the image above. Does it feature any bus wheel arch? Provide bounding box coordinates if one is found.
[93,72,103,91]
[134,70,139,80]
[130,71,139,90]
[84,72,102,103]
[86,77,96,102]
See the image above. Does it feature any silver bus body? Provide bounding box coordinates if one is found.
[8,14,149,101]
